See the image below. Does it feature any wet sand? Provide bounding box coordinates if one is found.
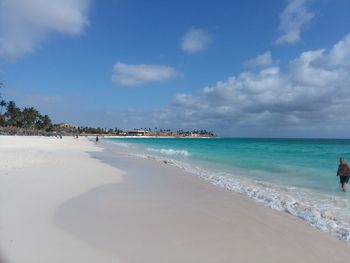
[54,143,350,263]
[1,136,349,263]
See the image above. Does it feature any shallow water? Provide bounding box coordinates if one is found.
[107,137,350,242]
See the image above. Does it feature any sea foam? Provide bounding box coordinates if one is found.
[146,148,189,156]
[137,152,350,243]
[107,138,350,243]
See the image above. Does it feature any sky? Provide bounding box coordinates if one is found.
[1,0,350,137]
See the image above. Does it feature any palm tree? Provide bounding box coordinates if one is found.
[35,114,52,131]
[0,100,6,115]
[5,101,22,127]
[0,99,5,126]
[21,107,39,128]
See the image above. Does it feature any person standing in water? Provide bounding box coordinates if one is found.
[336,157,350,192]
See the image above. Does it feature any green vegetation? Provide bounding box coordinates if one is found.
[0,86,214,137]
[53,125,124,135]
[0,89,53,131]
[77,127,123,134]
[0,85,124,135]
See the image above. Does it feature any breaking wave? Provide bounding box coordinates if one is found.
[137,153,350,243]
[146,148,189,156]
[106,138,350,243]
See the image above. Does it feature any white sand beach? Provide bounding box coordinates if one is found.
[0,136,123,263]
[1,136,349,263]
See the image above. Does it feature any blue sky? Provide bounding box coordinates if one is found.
[1,0,350,137]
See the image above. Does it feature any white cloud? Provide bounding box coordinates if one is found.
[276,0,314,44]
[244,51,275,68]
[0,0,90,60]
[181,27,212,54]
[327,34,350,67]
[153,33,350,136]
[112,62,181,87]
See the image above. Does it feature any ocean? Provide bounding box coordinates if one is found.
[106,137,350,242]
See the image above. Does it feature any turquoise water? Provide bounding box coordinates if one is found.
[107,137,350,241]
[109,138,349,194]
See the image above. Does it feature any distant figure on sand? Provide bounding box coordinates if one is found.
[96,136,99,142]
[337,157,350,192]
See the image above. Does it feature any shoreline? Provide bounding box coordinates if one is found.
[99,135,216,139]
[1,136,350,262]
[106,137,350,243]
[57,140,350,262]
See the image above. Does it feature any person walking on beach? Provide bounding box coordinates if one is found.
[336,157,350,192]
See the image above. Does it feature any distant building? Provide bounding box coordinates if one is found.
[127,129,148,136]
[58,123,76,129]
[58,123,69,128]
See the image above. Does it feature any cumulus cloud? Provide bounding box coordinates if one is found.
[276,0,315,44]
[244,51,275,68]
[327,34,350,67]
[181,27,212,54]
[0,0,90,60]
[112,62,181,87]
[153,33,350,136]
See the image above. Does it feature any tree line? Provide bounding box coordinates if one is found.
[0,91,53,131]
[0,86,215,136]
[0,87,123,135]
